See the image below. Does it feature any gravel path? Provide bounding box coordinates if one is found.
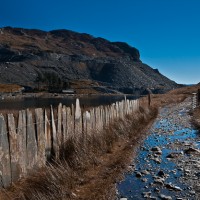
[118,97,200,200]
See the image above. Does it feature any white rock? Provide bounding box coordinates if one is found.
[160,194,172,200]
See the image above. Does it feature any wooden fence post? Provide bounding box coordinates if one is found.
[71,104,75,137]
[51,106,58,159]
[35,108,46,167]
[82,111,87,144]
[82,112,86,135]
[8,114,20,182]
[100,106,104,131]
[85,110,91,136]
[62,105,67,147]
[66,107,73,138]
[119,102,122,119]
[95,107,100,132]
[17,110,27,176]
[57,103,62,149]
[105,106,109,125]
[116,102,119,119]
[90,108,95,132]
[75,99,82,136]
[109,105,113,122]
[26,109,38,171]
[0,114,11,188]
[44,109,51,160]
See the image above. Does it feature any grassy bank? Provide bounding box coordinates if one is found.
[0,84,23,93]
[0,85,199,200]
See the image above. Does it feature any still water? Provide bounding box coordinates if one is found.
[0,95,139,110]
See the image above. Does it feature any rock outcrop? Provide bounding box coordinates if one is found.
[0,26,178,94]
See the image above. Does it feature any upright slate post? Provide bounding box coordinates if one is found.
[51,106,58,159]
[0,114,11,188]
[57,103,62,149]
[8,113,20,182]
[44,109,51,160]
[66,107,72,138]
[35,108,46,167]
[62,105,67,147]
[17,110,27,176]
[75,99,82,136]
[26,109,38,171]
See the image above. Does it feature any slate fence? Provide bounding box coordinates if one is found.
[192,89,200,109]
[0,98,139,188]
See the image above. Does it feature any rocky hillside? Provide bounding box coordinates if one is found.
[0,26,178,94]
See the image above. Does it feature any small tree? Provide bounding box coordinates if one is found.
[43,72,63,92]
[35,72,45,91]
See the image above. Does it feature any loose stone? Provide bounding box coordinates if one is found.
[159,194,172,200]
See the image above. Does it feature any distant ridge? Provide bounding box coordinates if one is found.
[0,26,179,94]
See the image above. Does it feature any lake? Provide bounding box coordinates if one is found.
[0,95,139,111]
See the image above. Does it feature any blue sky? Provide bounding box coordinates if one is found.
[1,0,200,84]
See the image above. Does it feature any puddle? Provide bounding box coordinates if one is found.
[117,100,199,199]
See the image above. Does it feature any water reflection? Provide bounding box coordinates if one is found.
[0,95,139,110]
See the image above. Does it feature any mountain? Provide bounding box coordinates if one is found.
[0,26,178,94]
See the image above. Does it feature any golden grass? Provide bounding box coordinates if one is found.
[69,80,103,94]
[0,84,22,93]
[140,85,200,109]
